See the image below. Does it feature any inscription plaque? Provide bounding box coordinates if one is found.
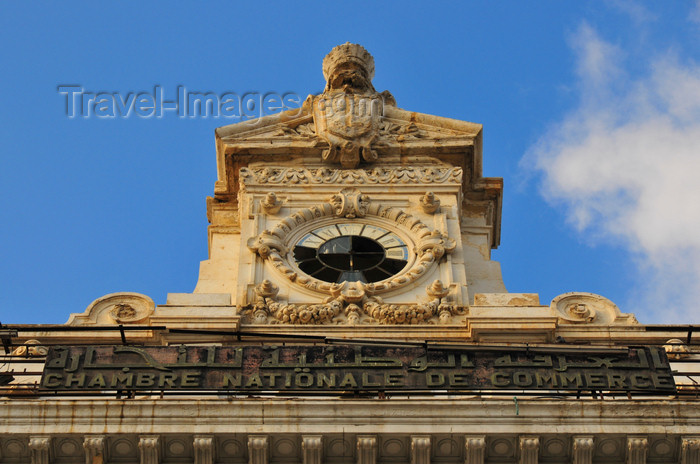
[40,344,676,394]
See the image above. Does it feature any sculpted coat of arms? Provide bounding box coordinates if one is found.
[313,43,389,169]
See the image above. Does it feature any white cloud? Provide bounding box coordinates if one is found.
[525,23,700,323]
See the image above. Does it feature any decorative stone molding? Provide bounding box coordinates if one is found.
[379,120,427,141]
[261,192,282,215]
[245,289,464,326]
[665,339,691,360]
[29,436,50,464]
[239,166,463,186]
[193,436,214,464]
[356,436,377,464]
[248,435,268,464]
[419,192,440,214]
[572,436,594,464]
[248,194,455,298]
[67,292,155,326]
[464,436,485,464]
[551,292,637,326]
[518,436,539,464]
[314,43,381,168]
[302,436,323,464]
[627,436,648,464]
[250,280,279,324]
[11,339,48,357]
[83,435,106,464]
[411,436,430,464]
[138,436,160,464]
[330,188,370,218]
[682,436,700,464]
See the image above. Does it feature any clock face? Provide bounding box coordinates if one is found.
[293,222,409,284]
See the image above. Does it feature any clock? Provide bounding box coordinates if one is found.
[292,222,409,284]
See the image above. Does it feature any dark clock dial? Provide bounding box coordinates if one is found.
[293,223,409,284]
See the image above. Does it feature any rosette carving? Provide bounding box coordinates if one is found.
[550,292,638,326]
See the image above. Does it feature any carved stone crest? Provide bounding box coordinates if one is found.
[313,43,385,169]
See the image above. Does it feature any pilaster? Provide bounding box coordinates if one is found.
[411,436,431,464]
[83,435,106,464]
[138,435,160,464]
[29,436,51,464]
[519,436,539,464]
[357,435,377,464]
[194,436,214,464]
[572,436,594,464]
[627,436,648,464]
[302,435,323,464]
[682,437,700,464]
[248,435,269,464]
[464,435,485,464]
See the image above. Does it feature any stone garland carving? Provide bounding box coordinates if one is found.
[239,166,462,186]
[379,120,426,141]
[247,192,456,297]
[243,279,462,326]
[289,122,316,138]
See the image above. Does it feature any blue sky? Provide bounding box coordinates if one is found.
[1,2,699,324]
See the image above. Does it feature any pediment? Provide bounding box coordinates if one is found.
[215,100,482,149]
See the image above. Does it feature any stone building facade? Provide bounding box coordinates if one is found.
[2,43,700,464]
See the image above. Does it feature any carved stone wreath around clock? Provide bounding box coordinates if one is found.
[247,188,456,297]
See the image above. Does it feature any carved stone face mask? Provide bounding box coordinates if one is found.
[328,62,372,93]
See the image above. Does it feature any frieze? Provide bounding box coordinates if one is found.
[239,166,463,186]
[40,345,677,394]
